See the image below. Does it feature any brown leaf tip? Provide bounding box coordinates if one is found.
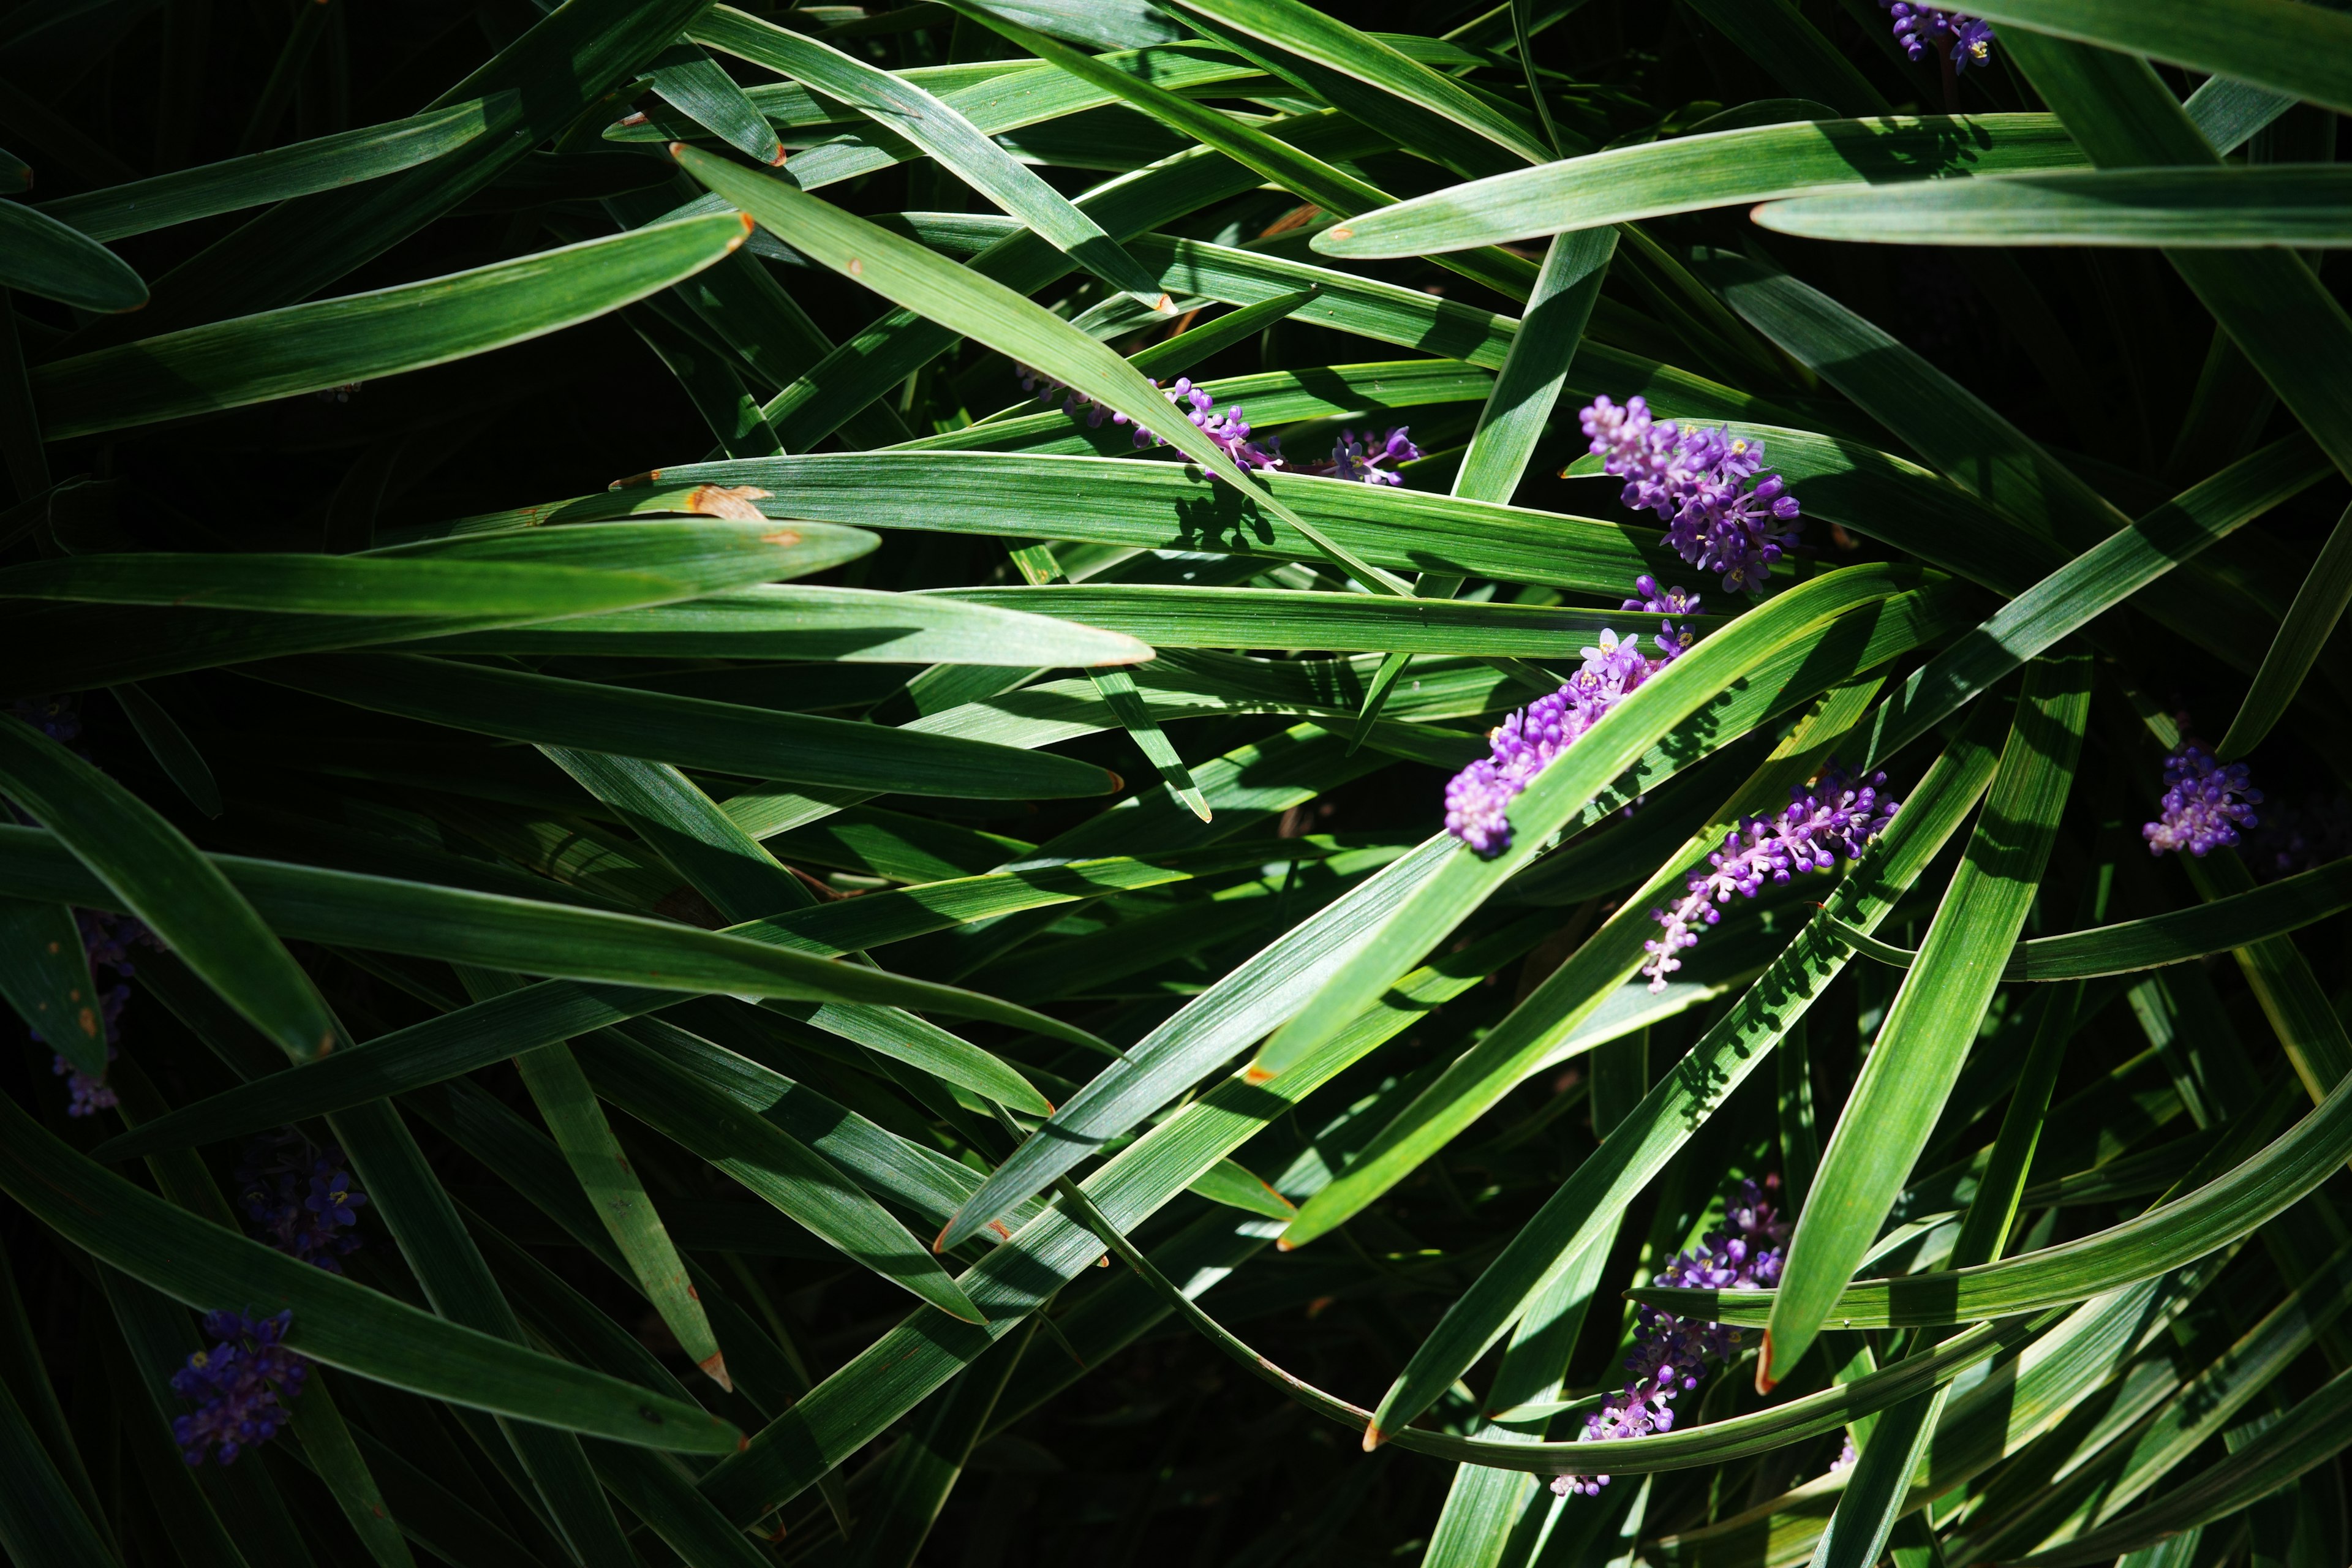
[1361,1422,1384,1452]
[1754,1331,1777,1395]
[668,140,688,159]
[769,147,790,167]
[698,1352,734,1393]
[931,1221,954,1255]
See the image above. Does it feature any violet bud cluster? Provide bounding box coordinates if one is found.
[1643,764,1897,992]
[236,1132,370,1273]
[1442,576,1700,856]
[1554,1178,1790,1497]
[170,1310,309,1466]
[1015,366,1417,484]
[2143,743,2261,858]
[1879,2,1996,71]
[1580,397,1801,597]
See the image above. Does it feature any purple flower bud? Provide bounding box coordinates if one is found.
[2143,742,2261,858]
[170,1310,307,1466]
[1880,1,1996,70]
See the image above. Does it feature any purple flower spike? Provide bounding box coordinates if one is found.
[2143,743,2261,858]
[236,1133,369,1273]
[170,1310,309,1466]
[1643,763,1898,992]
[1443,614,1689,856]
[1553,1178,1791,1497]
[1579,398,1801,597]
[1014,365,1284,472]
[1880,2,1996,70]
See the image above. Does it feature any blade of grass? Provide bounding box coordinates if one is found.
[0,198,147,312]
[1755,165,2352,247]
[31,214,752,440]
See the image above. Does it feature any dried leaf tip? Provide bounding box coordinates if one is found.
[1754,1332,1778,1395]
[769,147,789,167]
[698,1352,734,1393]
[667,140,688,159]
[931,1220,954,1255]
[1360,1422,1384,1452]
[731,213,755,244]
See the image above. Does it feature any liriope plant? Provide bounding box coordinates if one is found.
[3,1,2351,1565]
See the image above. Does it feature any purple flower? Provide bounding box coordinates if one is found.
[1880,2,1996,70]
[1643,764,1898,992]
[2143,743,2261,858]
[1442,605,1697,857]
[1580,398,1801,597]
[170,1310,308,1466]
[1305,426,1421,486]
[236,1133,368,1273]
[1554,1178,1790,1496]
[1830,1435,1858,1474]
[32,910,155,1117]
[1015,366,1284,471]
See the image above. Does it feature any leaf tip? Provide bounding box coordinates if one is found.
[699,1352,733,1392]
[932,1219,955,1254]
[1755,1333,1777,1396]
[1361,1421,1384,1452]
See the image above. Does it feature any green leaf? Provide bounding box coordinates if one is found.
[641,452,1673,597]
[1164,0,1553,166]
[0,552,729,618]
[1314,115,2084,258]
[245,652,1125,801]
[31,213,753,440]
[647,42,785,167]
[0,714,339,1062]
[34,97,510,242]
[2221,500,2352,760]
[0,197,146,312]
[513,1036,731,1388]
[1766,654,2089,1385]
[925,584,1721,655]
[110,682,221,820]
[0,1091,742,1452]
[419,580,1155,668]
[1352,696,2007,1440]
[1958,0,2352,121]
[0,898,104,1077]
[1185,1159,1297,1221]
[0,1372,116,1568]
[2010,1363,2352,1567]
[1756,165,2352,248]
[703,11,1169,310]
[840,1327,1032,1568]
[1453,227,1616,506]
[576,1025,989,1324]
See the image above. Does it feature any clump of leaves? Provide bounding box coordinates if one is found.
[4,1,2351,1565]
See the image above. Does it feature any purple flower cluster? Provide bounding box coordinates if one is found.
[2248,793,2352,882]
[1554,1178,1790,1497]
[1580,397,1802,597]
[1442,574,1701,856]
[2143,743,2261,858]
[235,1133,369,1273]
[1643,764,1898,992]
[1014,367,1419,484]
[1303,426,1421,486]
[1879,2,1996,71]
[35,910,156,1118]
[170,1309,308,1466]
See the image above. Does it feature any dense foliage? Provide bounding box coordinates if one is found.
[5,1,2352,1566]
